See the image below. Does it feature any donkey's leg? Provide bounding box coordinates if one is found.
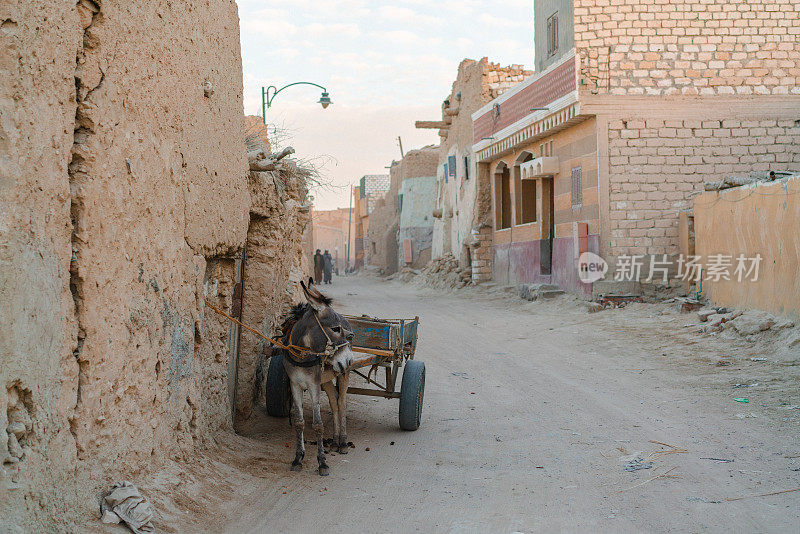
[309,383,329,476]
[321,380,340,448]
[289,380,305,471]
[336,372,350,453]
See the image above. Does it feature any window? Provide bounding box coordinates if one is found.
[571,166,582,207]
[448,155,457,178]
[547,13,558,57]
[372,242,376,254]
[397,194,403,212]
[443,163,448,183]
[463,156,469,180]
[495,165,511,230]
[520,180,537,224]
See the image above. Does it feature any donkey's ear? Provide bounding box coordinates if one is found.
[301,280,331,311]
[308,276,314,287]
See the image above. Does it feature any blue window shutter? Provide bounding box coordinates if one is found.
[448,155,456,177]
[443,163,448,182]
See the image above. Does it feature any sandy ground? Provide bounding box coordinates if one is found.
[122,274,798,533]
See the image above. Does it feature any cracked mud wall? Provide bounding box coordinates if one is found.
[236,167,311,422]
[1,0,249,530]
[0,1,82,529]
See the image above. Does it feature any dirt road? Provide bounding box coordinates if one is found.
[149,275,799,533]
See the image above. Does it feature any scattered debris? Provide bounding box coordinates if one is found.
[733,398,749,403]
[390,441,395,446]
[616,467,679,493]
[704,170,799,192]
[699,457,734,463]
[100,482,155,534]
[687,496,722,504]
[597,294,643,308]
[365,447,370,451]
[586,302,604,313]
[623,456,654,472]
[697,308,717,322]
[676,298,703,313]
[725,486,800,502]
[732,383,758,388]
[749,357,768,362]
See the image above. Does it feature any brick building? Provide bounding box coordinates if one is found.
[473,0,800,296]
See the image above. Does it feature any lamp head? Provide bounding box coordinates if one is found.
[318,91,332,109]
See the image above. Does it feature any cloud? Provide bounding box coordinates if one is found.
[375,5,442,25]
[238,0,534,208]
[305,22,361,39]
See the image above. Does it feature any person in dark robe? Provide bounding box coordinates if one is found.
[313,249,323,284]
[323,250,333,284]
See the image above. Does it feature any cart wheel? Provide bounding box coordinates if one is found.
[399,360,425,431]
[265,352,290,418]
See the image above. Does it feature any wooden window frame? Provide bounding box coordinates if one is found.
[547,12,558,57]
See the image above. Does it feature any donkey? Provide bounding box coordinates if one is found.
[281,280,355,476]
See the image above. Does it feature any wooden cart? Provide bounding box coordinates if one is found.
[265,315,425,431]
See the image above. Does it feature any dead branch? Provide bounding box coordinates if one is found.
[616,467,679,493]
[725,487,800,502]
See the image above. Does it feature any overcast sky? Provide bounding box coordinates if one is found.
[238,0,534,210]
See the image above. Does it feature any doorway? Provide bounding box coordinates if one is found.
[540,177,554,275]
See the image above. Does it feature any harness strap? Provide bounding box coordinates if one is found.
[204,300,347,367]
[204,300,310,354]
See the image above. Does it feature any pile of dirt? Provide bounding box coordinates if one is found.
[695,308,799,346]
[414,253,472,289]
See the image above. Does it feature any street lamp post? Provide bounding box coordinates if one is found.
[261,82,332,124]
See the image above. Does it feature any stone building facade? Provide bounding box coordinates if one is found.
[472,0,800,296]
[418,59,532,283]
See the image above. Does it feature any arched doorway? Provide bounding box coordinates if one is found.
[513,151,537,225]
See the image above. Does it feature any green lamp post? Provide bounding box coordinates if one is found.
[261,82,332,124]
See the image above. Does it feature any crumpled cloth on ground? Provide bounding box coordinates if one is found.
[100,481,156,533]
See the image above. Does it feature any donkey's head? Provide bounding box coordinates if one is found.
[291,279,355,373]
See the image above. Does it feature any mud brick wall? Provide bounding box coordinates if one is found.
[574,0,800,96]
[0,0,250,530]
[236,167,311,423]
[607,118,800,258]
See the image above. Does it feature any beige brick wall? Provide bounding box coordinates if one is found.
[574,0,800,96]
[607,118,800,257]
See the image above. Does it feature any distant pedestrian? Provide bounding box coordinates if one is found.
[313,249,323,284]
[323,250,333,284]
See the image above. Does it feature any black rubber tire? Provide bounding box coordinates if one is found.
[265,352,291,418]
[399,360,425,431]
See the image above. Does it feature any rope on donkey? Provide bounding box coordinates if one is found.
[204,300,308,355]
[203,300,346,364]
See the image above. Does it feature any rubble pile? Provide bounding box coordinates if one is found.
[415,253,472,289]
[695,307,797,341]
